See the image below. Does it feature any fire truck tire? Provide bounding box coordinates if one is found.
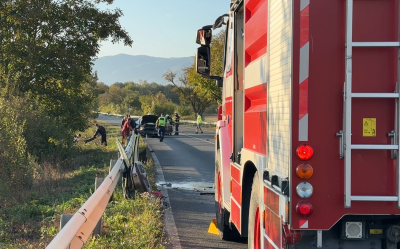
[215,149,240,241]
[248,174,261,249]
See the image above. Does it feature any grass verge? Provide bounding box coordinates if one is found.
[0,120,166,249]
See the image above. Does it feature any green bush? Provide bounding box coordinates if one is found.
[0,94,78,200]
[99,103,122,115]
[204,105,218,114]
[0,96,38,195]
[152,102,176,117]
[175,105,193,116]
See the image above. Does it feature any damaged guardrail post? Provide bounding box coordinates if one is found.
[47,133,153,249]
[117,135,151,198]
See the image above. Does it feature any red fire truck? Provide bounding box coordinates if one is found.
[195,0,400,248]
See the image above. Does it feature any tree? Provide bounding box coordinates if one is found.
[0,0,133,131]
[163,67,212,117]
[163,30,225,117]
[139,92,175,116]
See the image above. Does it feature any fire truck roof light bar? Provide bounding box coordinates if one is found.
[351,196,398,202]
[351,144,398,150]
[351,93,400,98]
[352,42,400,47]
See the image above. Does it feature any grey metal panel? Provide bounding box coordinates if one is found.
[300,0,310,11]
[299,114,309,141]
[299,42,309,84]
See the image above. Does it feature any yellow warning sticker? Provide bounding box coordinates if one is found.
[363,118,376,137]
[370,229,383,234]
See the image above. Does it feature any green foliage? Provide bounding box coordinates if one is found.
[85,192,165,249]
[210,30,226,77]
[0,96,40,195]
[175,105,193,116]
[163,66,212,117]
[97,81,180,116]
[0,122,165,248]
[140,92,176,116]
[0,0,132,130]
[204,105,219,114]
[0,0,132,203]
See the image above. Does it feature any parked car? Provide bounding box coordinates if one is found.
[137,115,159,137]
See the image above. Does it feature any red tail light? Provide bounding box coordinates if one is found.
[296,201,314,217]
[296,145,314,160]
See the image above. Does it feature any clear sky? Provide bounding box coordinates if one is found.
[97,0,231,58]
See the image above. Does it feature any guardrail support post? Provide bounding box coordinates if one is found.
[94,177,104,236]
[60,214,72,249]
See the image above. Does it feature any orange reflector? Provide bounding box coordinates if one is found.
[214,135,217,139]
[262,210,266,228]
[286,203,289,221]
[296,164,314,179]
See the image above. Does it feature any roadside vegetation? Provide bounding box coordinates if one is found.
[0,0,224,247]
[0,121,166,248]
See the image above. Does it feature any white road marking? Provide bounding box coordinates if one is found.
[178,131,215,144]
[147,143,182,249]
[185,135,215,144]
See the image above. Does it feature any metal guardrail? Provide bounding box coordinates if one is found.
[97,112,216,125]
[46,134,137,249]
[179,120,216,125]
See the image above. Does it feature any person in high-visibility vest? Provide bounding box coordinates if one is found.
[155,113,166,142]
[195,113,203,134]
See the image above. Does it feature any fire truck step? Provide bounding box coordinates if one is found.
[351,196,398,202]
[352,42,400,47]
[351,144,399,150]
[351,93,400,98]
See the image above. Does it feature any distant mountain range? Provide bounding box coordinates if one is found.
[92,54,194,85]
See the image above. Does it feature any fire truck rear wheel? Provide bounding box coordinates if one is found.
[248,174,261,249]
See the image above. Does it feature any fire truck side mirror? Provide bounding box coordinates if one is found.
[196,28,212,46]
[212,14,229,30]
[196,46,211,76]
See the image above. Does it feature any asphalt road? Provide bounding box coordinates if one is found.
[97,114,247,249]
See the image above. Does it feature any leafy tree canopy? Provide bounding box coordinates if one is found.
[96,81,181,116]
[0,0,132,131]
